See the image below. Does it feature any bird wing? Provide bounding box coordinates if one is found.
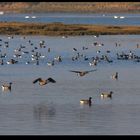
[32,78,41,84]
[70,69,96,73]
[69,70,81,73]
[47,77,56,83]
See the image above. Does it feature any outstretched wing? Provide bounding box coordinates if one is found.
[70,69,96,73]
[32,78,41,84]
[47,77,56,83]
[69,70,81,73]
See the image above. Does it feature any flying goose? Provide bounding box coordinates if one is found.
[32,77,56,86]
[69,69,96,77]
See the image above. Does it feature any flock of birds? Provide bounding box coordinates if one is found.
[1,67,118,107]
[1,70,117,107]
[0,34,139,106]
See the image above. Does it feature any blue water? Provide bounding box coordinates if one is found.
[0,9,140,135]
[0,13,140,25]
[0,35,140,135]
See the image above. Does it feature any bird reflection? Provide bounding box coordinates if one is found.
[33,103,56,121]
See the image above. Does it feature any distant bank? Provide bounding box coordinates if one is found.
[0,22,140,36]
[0,2,140,13]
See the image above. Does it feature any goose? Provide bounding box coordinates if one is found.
[32,77,56,86]
[48,48,51,52]
[80,97,92,105]
[73,48,77,51]
[25,16,30,19]
[47,60,55,66]
[120,16,125,19]
[2,82,12,91]
[54,56,62,62]
[101,91,113,98]
[111,72,118,80]
[7,59,18,64]
[0,59,4,65]
[114,16,118,19]
[31,16,36,19]
[62,36,68,38]
[69,69,96,77]
[89,60,97,66]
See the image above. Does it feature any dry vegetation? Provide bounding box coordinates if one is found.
[0,3,139,35]
[0,22,140,36]
[0,2,140,13]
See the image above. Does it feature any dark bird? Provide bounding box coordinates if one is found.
[73,48,77,51]
[69,69,96,77]
[32,77,56,86]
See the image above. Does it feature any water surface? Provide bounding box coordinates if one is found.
[0,13,140,25]
[0,35,140,135]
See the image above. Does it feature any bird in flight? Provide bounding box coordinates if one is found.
[69,69,96,76]
[32,77,56,86]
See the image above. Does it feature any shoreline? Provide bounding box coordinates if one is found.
[0,22,140,36]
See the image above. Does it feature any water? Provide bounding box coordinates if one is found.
[0,13,140,25]
[0,35,140,135]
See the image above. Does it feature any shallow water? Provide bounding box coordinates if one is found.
[0,35,140,135]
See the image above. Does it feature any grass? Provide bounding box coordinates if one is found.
[0,22,140,36]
